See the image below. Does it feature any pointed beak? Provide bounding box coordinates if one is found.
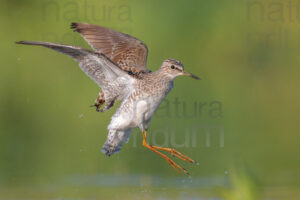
[182,71,200,80]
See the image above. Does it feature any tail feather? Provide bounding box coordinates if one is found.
[102,129,131,156]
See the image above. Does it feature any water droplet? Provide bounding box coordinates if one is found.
[78,114,83,118]
[188,175,193,183]
[225,170,228,175]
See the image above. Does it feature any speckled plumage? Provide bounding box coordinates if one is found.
[16,23,200,174]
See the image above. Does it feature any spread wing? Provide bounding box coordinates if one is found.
[71,22,148,74]
[15,41,135,90]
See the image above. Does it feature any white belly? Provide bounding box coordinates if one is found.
[134,96,161,122]
[108,95,163,130]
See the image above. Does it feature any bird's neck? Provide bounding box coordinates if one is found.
[153,68,175,83]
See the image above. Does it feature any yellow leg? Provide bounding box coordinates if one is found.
[142,130,189,175]
[151,146,195,163]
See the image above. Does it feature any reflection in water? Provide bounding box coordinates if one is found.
[60,173,229,188]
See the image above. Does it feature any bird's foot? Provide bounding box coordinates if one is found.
[151,146,196,164]
[166,156,189,175]
[142,130,191,175]
[143,142,189,175]
[91,97,105,112]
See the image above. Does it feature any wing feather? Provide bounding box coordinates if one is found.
[15,41,134,89]
[71,22,148,74]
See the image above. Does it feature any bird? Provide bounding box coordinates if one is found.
[16,22,200,174]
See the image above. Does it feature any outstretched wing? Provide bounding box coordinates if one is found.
[71,22,148,74]
[15,41,134,89]
[16,41,136,155]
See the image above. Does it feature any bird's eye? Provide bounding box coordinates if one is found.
[171,65,175,69]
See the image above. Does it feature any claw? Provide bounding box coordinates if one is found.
[183,168,189,175]
[91,97,105,112]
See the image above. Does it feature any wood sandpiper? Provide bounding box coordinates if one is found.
[16,22,200,174]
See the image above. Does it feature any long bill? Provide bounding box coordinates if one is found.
[182,71,200,80]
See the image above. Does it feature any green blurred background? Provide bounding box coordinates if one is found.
[0,0,300,199]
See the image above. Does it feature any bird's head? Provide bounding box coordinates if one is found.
[160,59,200,80]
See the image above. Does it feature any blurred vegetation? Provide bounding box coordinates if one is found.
[0,0,300,199]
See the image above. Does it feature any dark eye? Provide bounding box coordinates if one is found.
[171,65,175,69]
